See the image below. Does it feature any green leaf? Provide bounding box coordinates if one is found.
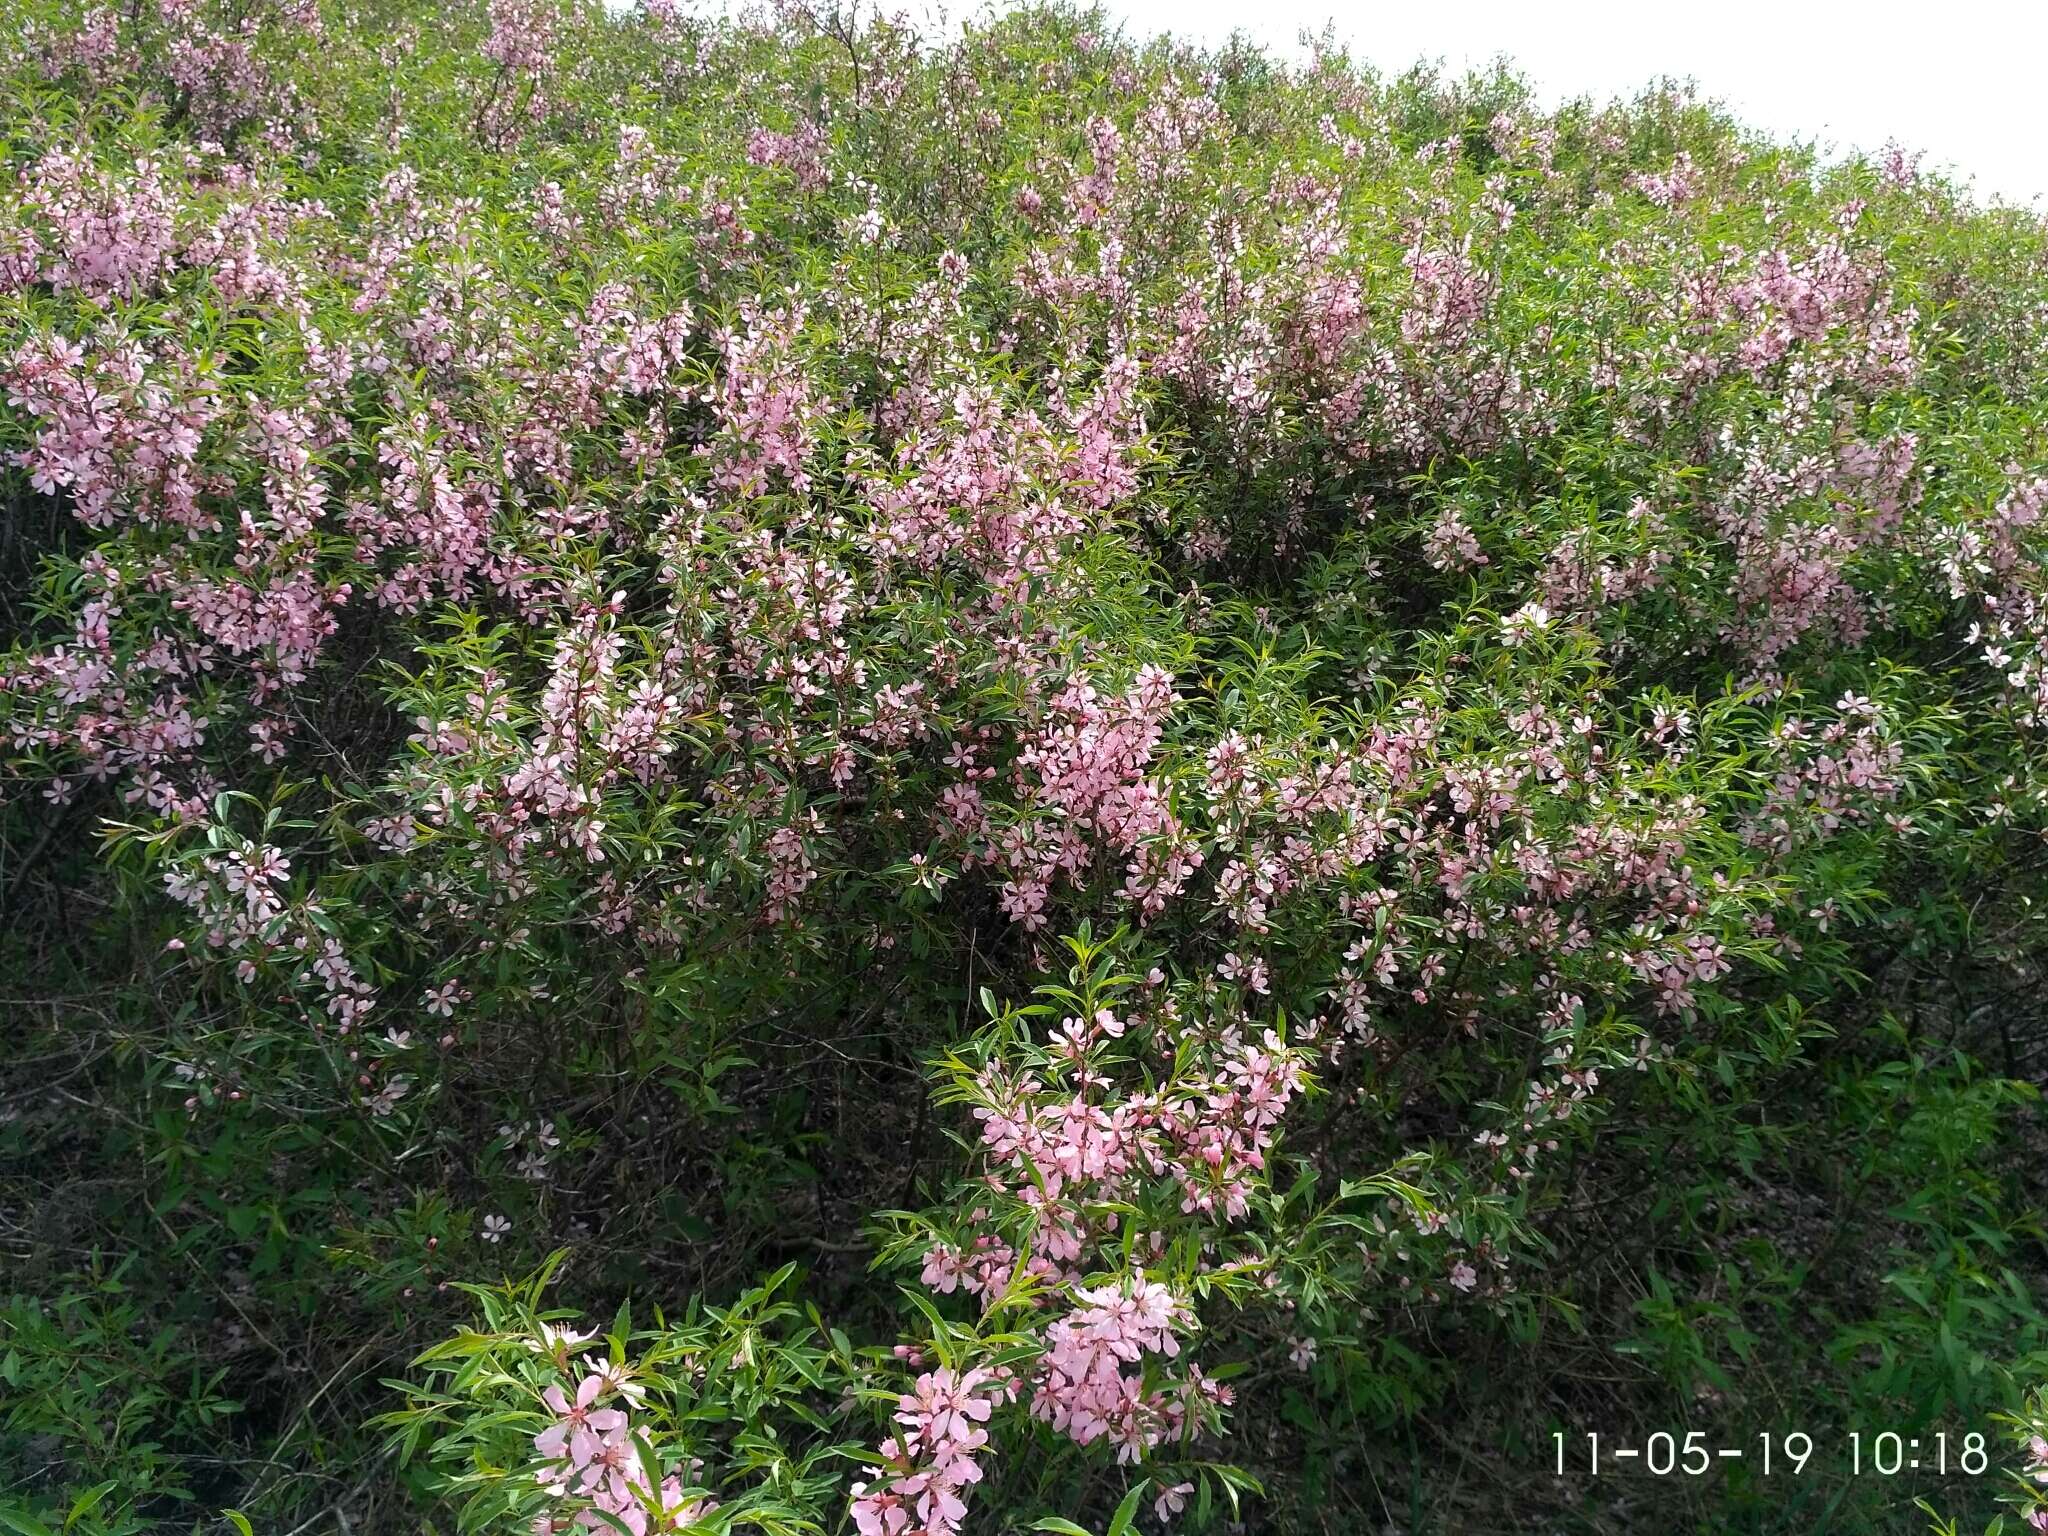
[62,1487,116,1534]
[1104,1481,1149,1536]
[0,1507,56,1536]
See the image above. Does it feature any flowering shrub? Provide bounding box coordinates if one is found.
[3,0,2047,1532]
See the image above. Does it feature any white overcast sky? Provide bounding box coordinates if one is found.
[1092,0,2047,208]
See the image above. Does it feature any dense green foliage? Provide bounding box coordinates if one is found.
[2,1,2047,1531]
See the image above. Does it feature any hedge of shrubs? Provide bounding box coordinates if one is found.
[3,1,2047,1531]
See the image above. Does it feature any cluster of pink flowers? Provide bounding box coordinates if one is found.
[850,1366,1006,1536]
[853,958,1315,1532]
[2023,1433,2048,1531]
[1747,698,1909,857]
[1029,1276,1226,1462]
[1945,473,2048,729]
[745,119,830,192]
[28,0,316,146]
[478,0,561,145]
[529,1370,716,1536]
[966,666,1189,931]
[158,829,383,1043]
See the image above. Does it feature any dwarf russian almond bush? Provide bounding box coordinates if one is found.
[2,0,2046,1531]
